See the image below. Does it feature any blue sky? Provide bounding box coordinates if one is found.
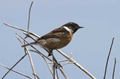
[0,0,120,79]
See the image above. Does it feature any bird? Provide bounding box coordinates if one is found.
[22,22,83,56]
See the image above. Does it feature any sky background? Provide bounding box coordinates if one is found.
[0,0,120,79]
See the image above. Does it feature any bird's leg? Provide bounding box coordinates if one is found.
[48,49,53,56]
[48,49,62,68]
[52,54,62,68]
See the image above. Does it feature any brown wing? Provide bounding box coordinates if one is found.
[37,26,69,40]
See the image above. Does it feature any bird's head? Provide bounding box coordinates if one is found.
[63,22,83,34]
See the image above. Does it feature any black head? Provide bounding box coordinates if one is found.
[63,22,83,33]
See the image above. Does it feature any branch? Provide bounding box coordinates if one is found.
[52,55,56,79]
[24,46,38,79]
[57,49,96,79]
[43,57,57,79]
[112,58,116,79]
[16,33,38,79]
[1,54,27,79]
[30,49,58,79]
[0,63,31,79]
[4,23,39,38]
[16,33,51,61]
[103,38,114,79]
[27,1,33,34]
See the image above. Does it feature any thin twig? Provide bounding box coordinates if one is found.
[62,62,73,66]
[14,2,38,78]
[23,33,51,55]
[29,50,52,61]
[16,33,23,44]
[30,49,67,79]
[55,68,59,79]
[24,46,38,79]
[57,65,68,79]
[17,33,38,79]
[52,55,56,79]
[42,57,56,78]
[59,60,68,63]
[53,55,68,79]
[16,33,38,79]
[16,33,51,61]
[57,49,96,79]
[2,54,27,79]
[4,23,39,38]
[0,63,31,79]
[30,50,58,79]
[27,1,33,34]
[112,58,116,79]
[4,23,48,57]
[103,38,114,79]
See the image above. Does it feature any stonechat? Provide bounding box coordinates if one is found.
[22,22,83,56]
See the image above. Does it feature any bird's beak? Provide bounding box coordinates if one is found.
[79,26,84,28]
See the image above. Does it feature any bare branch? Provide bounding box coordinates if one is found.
[57,64,68,79]
[27,1,33,34]
[24,47,38,79]
[2,54,27,79]
[29,50,52,61]
[15,2,38,78]
[0,63,31,79]
[30,49,58,79]
[112,58,116,79]
[16,33,23,44]
[4,23,39,38]
[16,33,38,79]
[42,57,56,79]
[16,33,51,61]
[52,55,56,79]
[57,49,96,79]
[103,38,115,79]
[30,50,68,79]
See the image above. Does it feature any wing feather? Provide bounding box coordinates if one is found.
[37,27,69,40]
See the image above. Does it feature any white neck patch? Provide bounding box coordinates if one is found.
[63,26,71,32]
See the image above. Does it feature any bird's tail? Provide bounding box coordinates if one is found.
[21,42,37,47]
